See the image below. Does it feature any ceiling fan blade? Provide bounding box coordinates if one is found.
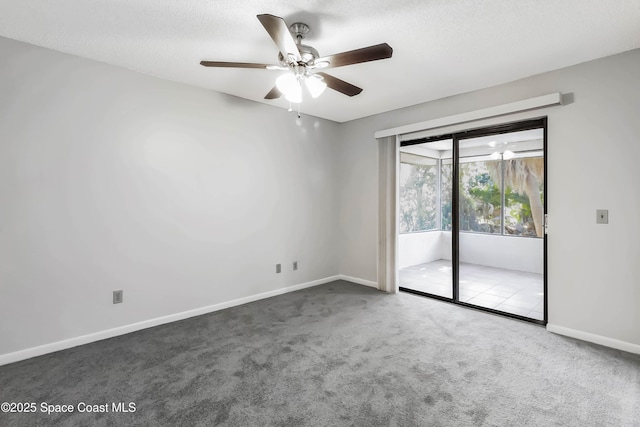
[264,86,282,99]
[316,72,363,97]
[200,61,272,69]
[257,14,302,62]
[315,43,393,69]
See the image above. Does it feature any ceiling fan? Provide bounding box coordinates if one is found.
[200,14,393,103]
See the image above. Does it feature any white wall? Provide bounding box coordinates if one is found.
[0,37,341,358]
[337,49,640,348]
[398,232,443,268]
[459,234,543,274]
[399,231,543,274]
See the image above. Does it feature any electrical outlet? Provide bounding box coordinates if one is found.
[293,261,298,271]
[113,290,123,304]
[276,264,282,274]
[596,209,608,224]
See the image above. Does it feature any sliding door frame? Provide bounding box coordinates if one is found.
[399,117,548,325]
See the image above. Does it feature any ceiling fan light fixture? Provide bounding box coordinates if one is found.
[276,73,302,103]
[286,85,302,103]
[305,74,327,98]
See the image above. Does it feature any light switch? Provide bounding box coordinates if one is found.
[596,209,608,224]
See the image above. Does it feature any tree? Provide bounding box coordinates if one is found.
[487,158,544,237]
[399,163,438,232]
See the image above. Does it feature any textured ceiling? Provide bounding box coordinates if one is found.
[1,0,639,122]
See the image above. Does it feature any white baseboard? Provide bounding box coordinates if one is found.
[337,275,379,289]
[0,275,344,367]
[547,323,640,355]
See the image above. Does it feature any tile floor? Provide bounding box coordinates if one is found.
[399,259,544,321]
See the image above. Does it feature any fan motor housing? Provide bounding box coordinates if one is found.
[278,44,319,66]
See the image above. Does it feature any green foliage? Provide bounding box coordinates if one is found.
[399,163,437,233]
[400,157,543,238]
[440,164,452,230]
[459,163,500,233]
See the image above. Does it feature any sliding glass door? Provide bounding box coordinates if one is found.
[398,119,547,324]
[457,126,545,321]
[398,138,453,299]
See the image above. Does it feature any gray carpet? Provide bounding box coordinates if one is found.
[1,281,639,426]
